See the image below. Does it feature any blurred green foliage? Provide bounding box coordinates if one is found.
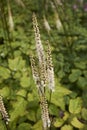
[0,0,87,130]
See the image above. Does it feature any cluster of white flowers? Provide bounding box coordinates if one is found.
[31,13,55,129]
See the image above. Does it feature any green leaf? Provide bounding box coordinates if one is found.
[51,96,65,110]
[8,56,25,71]
[0,66,10,79]
[82,108,87,120]
[74,62,86,69]
[27,93,34,102]
[58,70,65,78]
[36,108,42,120]
[50,85,71,109]
[0,86,11,98]
[49,104,58,116]
[83,71,87,78]
[82,125,87,130]
[54,118,64,127]
[10,96,27,122]
[17,123,31,130]
[69,97,82,114]
[17,89,27,97]
[32,120,42,130]
[53,84,71,96]
[77,77,87,89]
[0,119,7,130]
[69,69,82,82]
[63,112,69,121]
[27,100,39,109]
[71,117,84,128]
[61,125,73,130]
[13,71,22,79]
[20,76,30,88]
[27,109,36,122]
[14,50,22,57]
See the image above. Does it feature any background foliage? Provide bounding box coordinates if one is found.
[0,0,87,130]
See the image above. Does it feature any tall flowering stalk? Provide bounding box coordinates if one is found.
[32,13,47,90]
[32,13,46,66]
[31,13,55,129]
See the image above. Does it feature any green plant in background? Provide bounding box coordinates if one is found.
[0,0,87,130]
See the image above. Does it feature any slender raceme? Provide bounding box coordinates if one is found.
[0,96,10,124]
[31,13,55,130]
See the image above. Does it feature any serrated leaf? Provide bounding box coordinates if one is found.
[69,97,82,114]
[27,109,36,122]
[20,76,30,88]
[17,89,27,97]
[0,66,10,79]
[71,117,84,128]
[13,71,22,79]
[61,125,73,130]
[8,56,25,71]
[50,86,71,109]
[53,85,71,96]
[27,93,34,102]
[51,96,65,110]
[82,108,87,120]
[17,123,31,130]
[0,86,10,97]
[10,96,27,122]
[49,104,58,116]
[32,120,42,130]
[69,69,82,82]
[14,50,22,57]
[63,112,69,121]
[74,62,86,69]
[54,118,64,127]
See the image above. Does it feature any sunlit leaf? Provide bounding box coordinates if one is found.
[8,57,25,71]
[20,76,30,88]
[82,108,87,120]
[54,118,64,127]
[61,124,73,130]
[10,96,27,122]
[13,71,22,79]
[0,86,11,98]
[0,66,11,79]
[50,86,71,109]
[32,120,42,130]
[63,112,69,121]
[17,89,27,97]
[69,97,82,114]
[52,85,71,96]
[51,95,65,110]
[71,117,84,128]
